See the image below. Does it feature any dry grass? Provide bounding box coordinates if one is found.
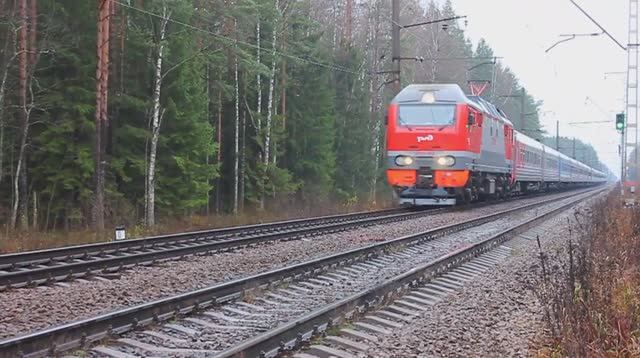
[533,191,640,356]
[0,199,392,254]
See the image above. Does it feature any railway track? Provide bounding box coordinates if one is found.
[0,207,431,289]
[0,186,604,358]
[0,188,588,290]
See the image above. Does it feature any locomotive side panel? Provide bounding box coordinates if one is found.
[475,114,510,174]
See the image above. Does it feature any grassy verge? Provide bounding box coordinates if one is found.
[0,200,391,254]
[533,192,640,356]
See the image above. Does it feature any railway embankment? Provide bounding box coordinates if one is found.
[533,192,640,356]
[355,190,602,357]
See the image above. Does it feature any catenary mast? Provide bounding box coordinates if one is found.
[624,0,639,198]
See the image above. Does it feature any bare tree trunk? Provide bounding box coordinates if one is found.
[256,19,262,126]
[0,4,17,187]
[145,4,169,227]
[0,40,13,187]
[343,0,353,47]
[256,19,265,209]
[28,0,36,65]
[32,190,37,229]
[240,107,246,212]
[215,88,222,214]
[368,0,383,203]
[93,0,111,231]
[276,9,287,166]
[280,39,286,133]
[44,181,56,231]
[11,0,29,230]
[233,23,239,215]
[0,112,4,186]
[261,0,278,209]
[330,0,340,53]
[205,64,210,216]
[11,126,27,229]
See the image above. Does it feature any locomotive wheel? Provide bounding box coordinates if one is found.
[464,188,473,204]
[456,188,473,205]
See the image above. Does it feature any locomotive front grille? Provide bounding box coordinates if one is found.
[416,167,434,188]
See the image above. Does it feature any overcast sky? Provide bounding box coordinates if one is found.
[436,0,628,176]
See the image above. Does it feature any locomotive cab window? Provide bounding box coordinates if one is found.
[398,104,456,127]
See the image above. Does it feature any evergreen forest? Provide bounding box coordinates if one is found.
[0,0,609,234]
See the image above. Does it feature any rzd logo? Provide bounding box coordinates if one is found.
[417,135,434,143]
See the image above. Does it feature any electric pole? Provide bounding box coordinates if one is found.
[556,121,560,152]
[498,88,527,132]
[388,0,465,95]
[624,0,639,197]
[520,88,525,132]
[392,0,401,93]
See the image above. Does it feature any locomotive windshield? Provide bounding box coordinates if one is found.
[398,104,456,127]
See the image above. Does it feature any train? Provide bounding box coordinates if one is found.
[386,84,607,206]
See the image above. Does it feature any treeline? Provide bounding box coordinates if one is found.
[0,0,604,232]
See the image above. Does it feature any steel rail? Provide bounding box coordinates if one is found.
[217,187,606,358]
[0,207,410,268]
[0,208,433,288]
[0,187,602,358]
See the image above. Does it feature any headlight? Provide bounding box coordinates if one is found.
[436,156,456,167]
[395,156,415,166]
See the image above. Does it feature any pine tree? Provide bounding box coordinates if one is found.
[285,48,336,204]
[333,47,373,204]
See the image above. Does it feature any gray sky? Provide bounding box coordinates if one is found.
[442,0,628,175]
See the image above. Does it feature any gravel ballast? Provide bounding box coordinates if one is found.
[0,190,592,340]
[363,191,603,357]
[90,194,589,356]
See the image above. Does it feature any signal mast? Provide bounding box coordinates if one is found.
[624,0,640,202]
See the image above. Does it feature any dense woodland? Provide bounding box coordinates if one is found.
[0,0,608,232]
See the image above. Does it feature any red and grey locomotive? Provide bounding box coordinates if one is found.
[386,84,606,206]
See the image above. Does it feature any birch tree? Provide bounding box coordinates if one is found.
[256,18,262,132]
[0,1,17,187]
[11,0,37,230]
[145,3,170,227]
[260,0,278,209]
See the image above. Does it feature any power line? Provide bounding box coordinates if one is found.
[115,1,367,77]
[545,32,602,53]
[568,0,627,51]
[403,16,467,29]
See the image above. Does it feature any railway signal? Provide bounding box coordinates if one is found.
[616,113,625,132]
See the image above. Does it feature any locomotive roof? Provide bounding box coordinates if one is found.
[392,84,513,126]
[391,84,477,105]
[467,96,514,126]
